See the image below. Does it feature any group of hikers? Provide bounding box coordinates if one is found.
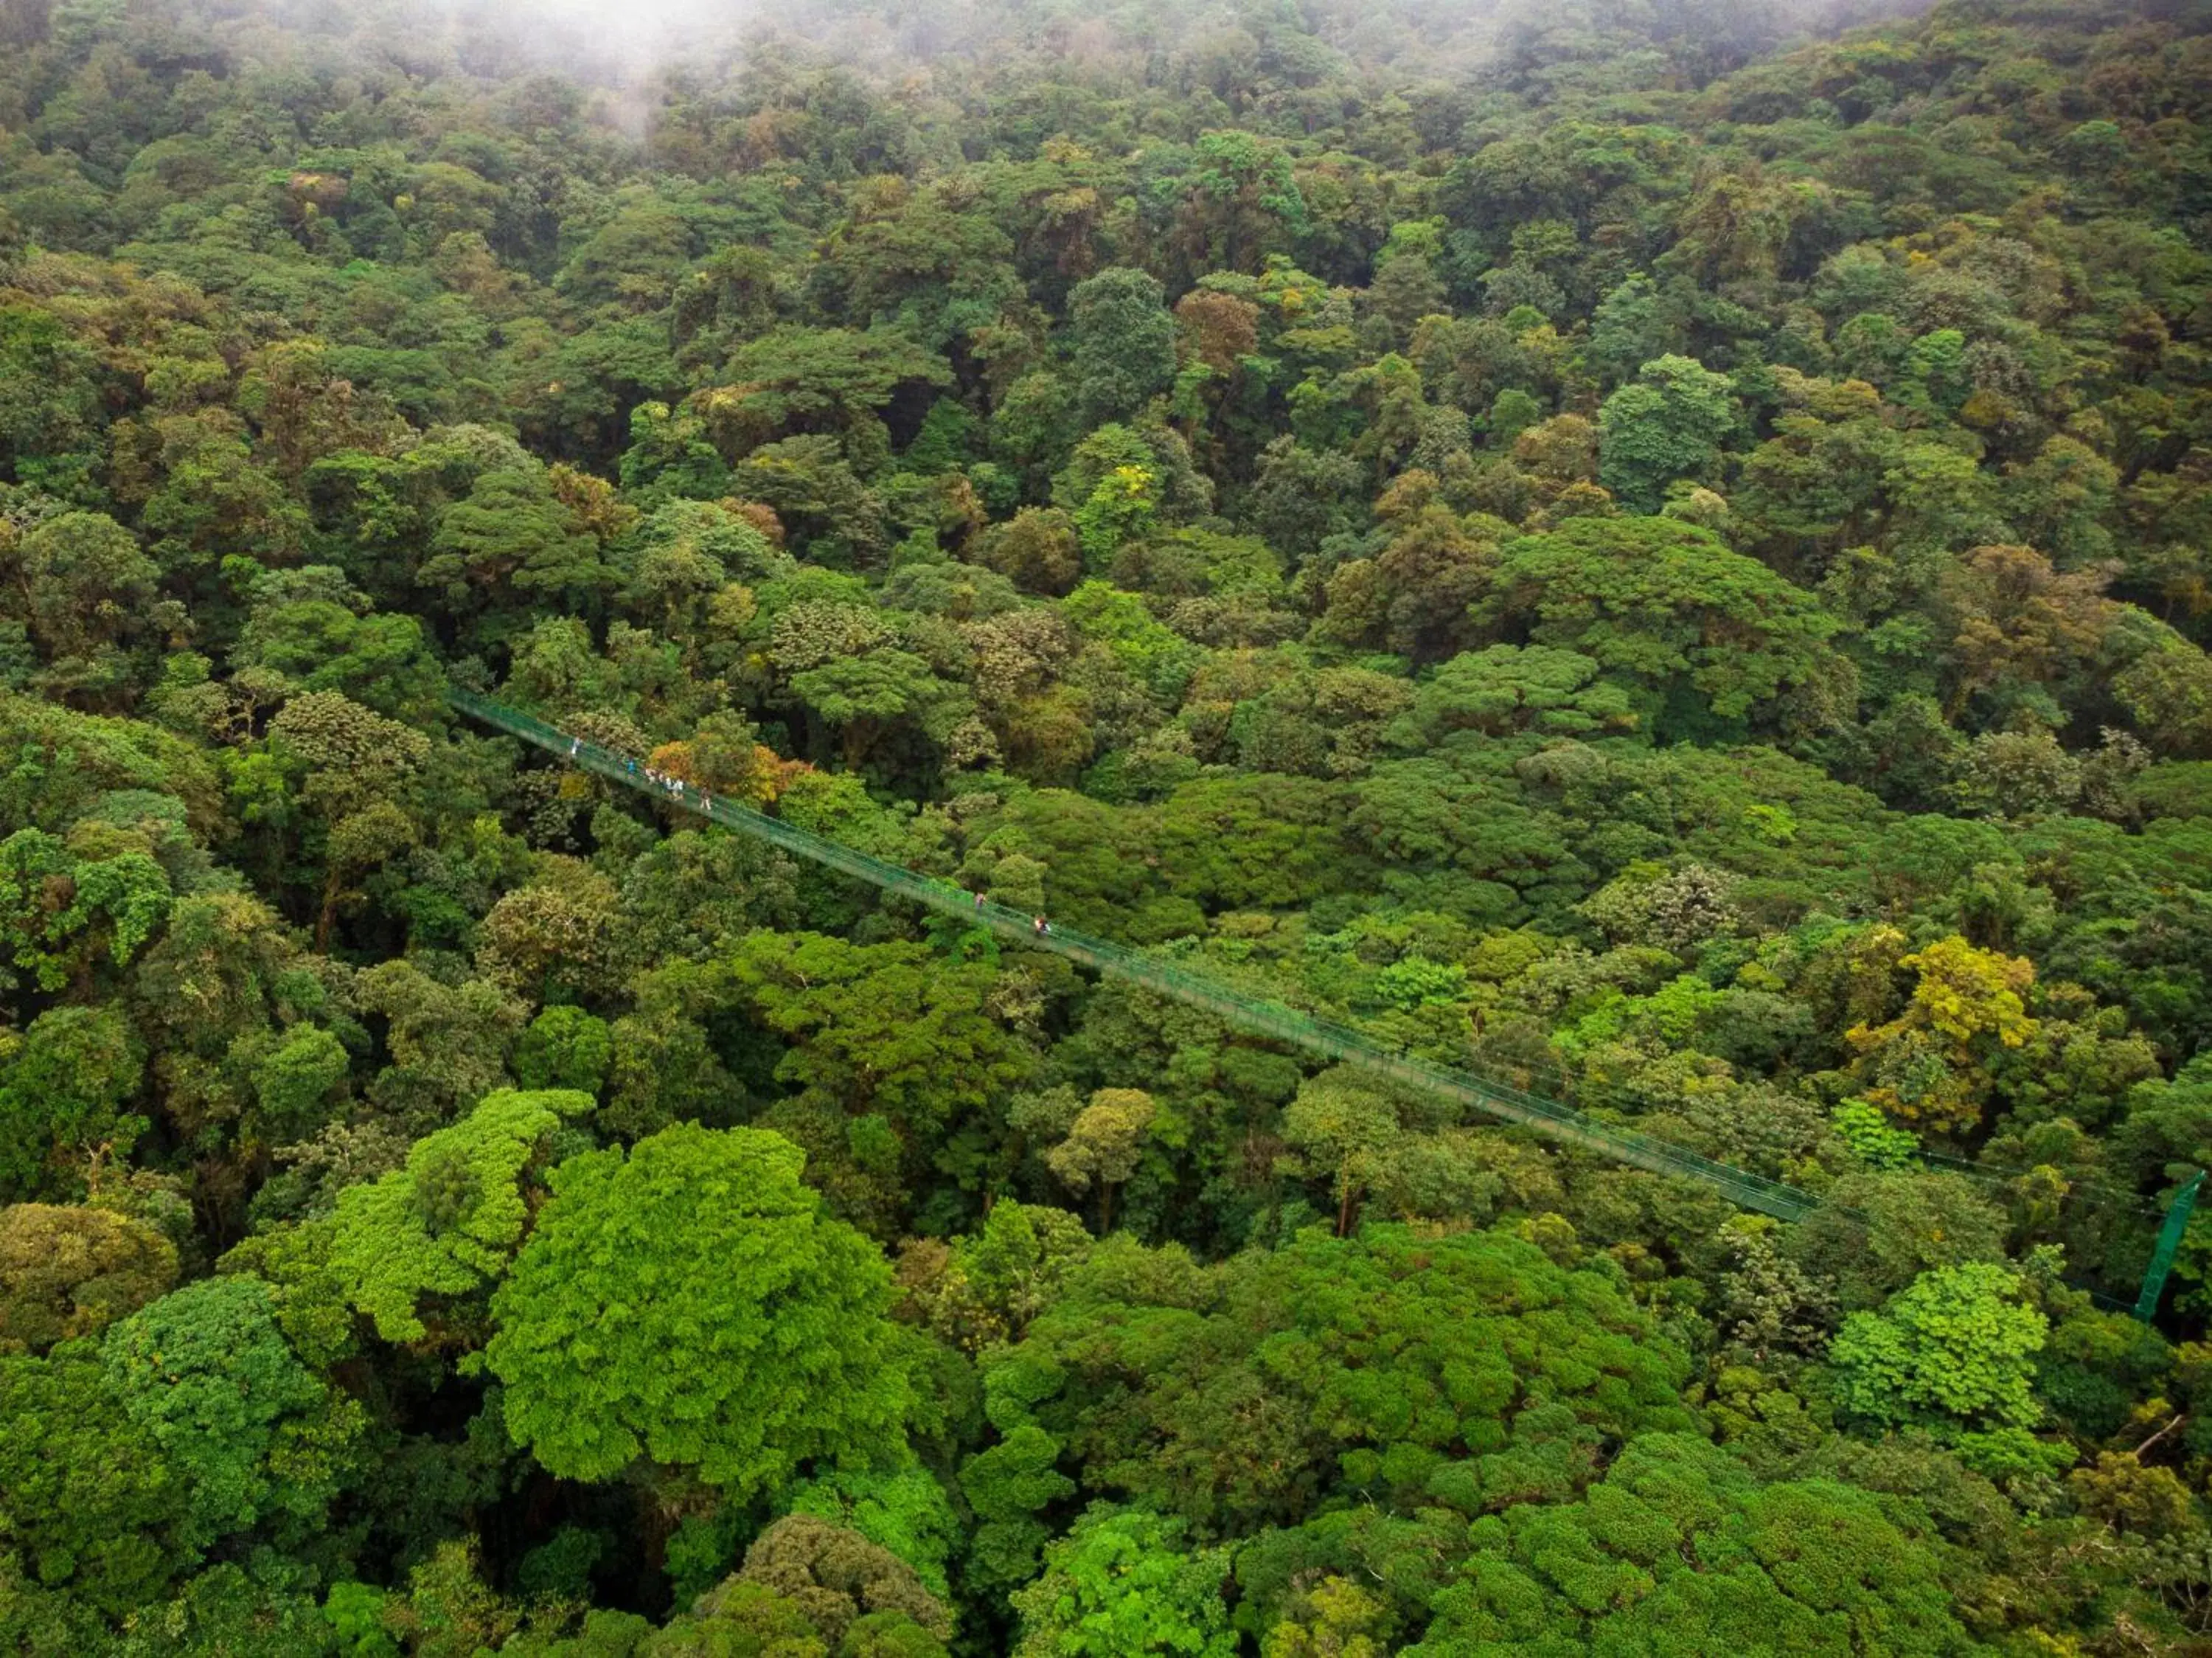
[573,740,714,816]
[969,891,1053,936]
[644,766,710,813]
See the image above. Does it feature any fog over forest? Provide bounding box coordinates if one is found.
[4,0,1940,94]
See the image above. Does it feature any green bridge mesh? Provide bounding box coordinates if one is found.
[453,689,1819,1218]
[2136,1170,2204,1321]
[450,687,2197,1313]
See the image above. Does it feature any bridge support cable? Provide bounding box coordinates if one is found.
[451,688,1822,1222]
[451,687,2208,1316]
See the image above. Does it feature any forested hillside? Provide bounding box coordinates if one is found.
[6,0,2212,1650]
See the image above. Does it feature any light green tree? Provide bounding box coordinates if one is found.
[1475,516,1842,729]
[0,828,172,1002]
[1279,1069,1404,1236]
[326,1088,594,1345]
[1388,645,1637,746]
[1829,1262,2048,1435]
[0,1004,148,1201]
[1012,1505,1237,1658]
[487,1125,911,1491]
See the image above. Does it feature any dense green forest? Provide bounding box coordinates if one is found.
[8,0,2212,1649]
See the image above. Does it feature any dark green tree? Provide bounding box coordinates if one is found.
[1069,268,1178,429]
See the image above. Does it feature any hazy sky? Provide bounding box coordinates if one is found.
[372,0,1926,99]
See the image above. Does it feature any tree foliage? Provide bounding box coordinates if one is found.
[0,0,2209,1645]
[326,1087,594,1345]
[487,1125,911,1491]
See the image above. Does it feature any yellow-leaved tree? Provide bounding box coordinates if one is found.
[1847,934,2037,1134]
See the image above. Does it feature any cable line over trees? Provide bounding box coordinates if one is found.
[450,689,2199,1317]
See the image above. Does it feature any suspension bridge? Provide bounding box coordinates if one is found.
[448,687,2199,1317]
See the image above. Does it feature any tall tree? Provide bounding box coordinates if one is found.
[1596,355,1741,513]
[1069,268,1178,429]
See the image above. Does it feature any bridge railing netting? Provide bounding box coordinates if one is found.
[451,688,1821,1222]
